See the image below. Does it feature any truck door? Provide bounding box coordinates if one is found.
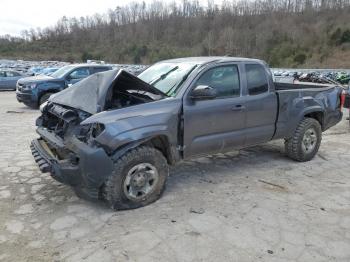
[183,64,246,158]
[244,63,278,146]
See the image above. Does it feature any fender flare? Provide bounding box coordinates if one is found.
[111,138,149,161]
[110,134,180,165]
[298,106,325,127]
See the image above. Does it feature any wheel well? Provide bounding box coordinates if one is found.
[99,135,173,200]
[304,111,324,129]
[38,91,55,105]
[142,135,173,164]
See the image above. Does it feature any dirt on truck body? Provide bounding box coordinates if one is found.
[31,57,344,210]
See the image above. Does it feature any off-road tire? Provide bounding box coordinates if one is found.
[103,146,169,210]
[285,118,322,162]
[39,92,54,105]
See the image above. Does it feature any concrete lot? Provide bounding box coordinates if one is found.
[0,91,350,262]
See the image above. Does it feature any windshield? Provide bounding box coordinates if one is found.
[40,68,58,75]
[50,65,75,78]
[138,62,198,96]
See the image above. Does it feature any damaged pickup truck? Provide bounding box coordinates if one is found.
[31,57,344,210]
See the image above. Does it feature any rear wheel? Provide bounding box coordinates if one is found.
[285,118,322,162]
[39,92,54,105]
[103,146,169,210]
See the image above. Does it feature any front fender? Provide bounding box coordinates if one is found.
[37,81,65,93]
[80,98,182,157]
[96,124,174,151]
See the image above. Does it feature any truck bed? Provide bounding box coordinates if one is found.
[273,83,343,140]
[274,81,333,91]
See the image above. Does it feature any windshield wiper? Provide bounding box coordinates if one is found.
[166,65,198,96]
[149,66,179,86]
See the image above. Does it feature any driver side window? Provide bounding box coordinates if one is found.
[6,71,20,77]
[69,68,90,79]
[194,65,240,98]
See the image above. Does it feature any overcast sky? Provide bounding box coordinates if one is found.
[1,0,223,36]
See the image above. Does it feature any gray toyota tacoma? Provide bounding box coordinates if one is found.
[31,57,344,210]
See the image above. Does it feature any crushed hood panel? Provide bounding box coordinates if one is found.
[49,69,166,114]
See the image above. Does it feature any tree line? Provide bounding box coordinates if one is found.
[1,0,350,67]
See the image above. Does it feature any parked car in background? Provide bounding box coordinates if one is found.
[31,57,344,210]
[16,64,112,108]
[0,70,24,90]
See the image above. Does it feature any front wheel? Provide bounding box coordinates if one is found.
[103,146,169,210]
[285,118,322,162]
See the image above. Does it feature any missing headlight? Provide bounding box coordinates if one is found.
[90,123,105,138]
[77,123,105,145]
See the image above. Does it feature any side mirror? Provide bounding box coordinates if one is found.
[190,85,217,100]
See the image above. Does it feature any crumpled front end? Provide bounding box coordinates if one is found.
[31,102,114,200]
[30,69,175,200]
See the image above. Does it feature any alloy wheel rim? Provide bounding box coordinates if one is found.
[123,163,159,201]
[302,127,317,153]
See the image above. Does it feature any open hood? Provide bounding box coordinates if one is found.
[49,69,166,114]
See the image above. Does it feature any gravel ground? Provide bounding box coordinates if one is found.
[0,91,350,262]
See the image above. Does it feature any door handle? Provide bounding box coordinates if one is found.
[231,105,245,111]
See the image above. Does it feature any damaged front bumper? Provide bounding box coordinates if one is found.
[30,127,114,200]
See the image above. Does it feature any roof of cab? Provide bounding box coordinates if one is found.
[159,56,264,65]
[65,64,112,68]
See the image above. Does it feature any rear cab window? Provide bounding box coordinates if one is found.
[92,67,111,74]
[245,64,269,95]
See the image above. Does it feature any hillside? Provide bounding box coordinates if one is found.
[1,0,350,68]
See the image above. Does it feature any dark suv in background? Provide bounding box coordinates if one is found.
[16,64,112,108]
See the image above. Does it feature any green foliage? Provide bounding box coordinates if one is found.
[294,53,307,65]
[341,29,350,44]
[81,51,102,62]
[127,44,148,64]
[330,28,350,46]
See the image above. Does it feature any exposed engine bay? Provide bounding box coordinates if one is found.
[104,89,156,110]
[37,69,167,160]
[39,103,87,137]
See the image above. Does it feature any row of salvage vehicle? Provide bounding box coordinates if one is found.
[273,70,350,85]
[27,56,347,210]
[0,61,146,92]
[16,64,113,107]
